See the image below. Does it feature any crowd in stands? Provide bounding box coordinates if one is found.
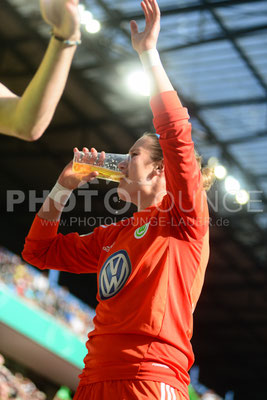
[0,352,73,400]
[0,247,94,341]
[0,353,47,400]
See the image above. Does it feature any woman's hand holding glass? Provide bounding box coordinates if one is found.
[57,147,103,190]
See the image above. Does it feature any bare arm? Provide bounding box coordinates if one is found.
[0,0,80,141]
[130,0,181,105]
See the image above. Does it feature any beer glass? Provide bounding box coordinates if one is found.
[72,150,128,183]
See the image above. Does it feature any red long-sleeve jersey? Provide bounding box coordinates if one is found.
[22,91,209,399]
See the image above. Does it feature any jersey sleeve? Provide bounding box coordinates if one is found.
[150,91,209,239]
[22,214,104,273]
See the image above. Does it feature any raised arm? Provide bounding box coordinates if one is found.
[131,0,209,238]
[0,0,80,141]
[130,0,179,103]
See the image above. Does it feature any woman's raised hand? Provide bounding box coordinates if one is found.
[130,0,160,55]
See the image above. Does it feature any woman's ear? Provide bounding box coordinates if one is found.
[154,159,164,175]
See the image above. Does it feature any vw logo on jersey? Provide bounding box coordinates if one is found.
[99,250,132,300]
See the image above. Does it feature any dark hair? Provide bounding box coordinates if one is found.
[143,132,215,191]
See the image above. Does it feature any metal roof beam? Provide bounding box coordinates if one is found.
[117,0,267,21]
[224,129,267,145]
[185,98,266,193]
[202,0,267,94]
[197,96,266,109]
[74,23,267,71]
[161,23,267,53]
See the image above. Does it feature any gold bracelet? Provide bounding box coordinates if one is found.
[51,31,81,46]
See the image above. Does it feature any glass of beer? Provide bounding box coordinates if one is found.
[72,150,128,183]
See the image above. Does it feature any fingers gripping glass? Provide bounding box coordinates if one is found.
[72,151,128,183]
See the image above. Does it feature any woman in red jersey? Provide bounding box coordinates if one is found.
[0,0,80,141]
[23,0,214,398]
